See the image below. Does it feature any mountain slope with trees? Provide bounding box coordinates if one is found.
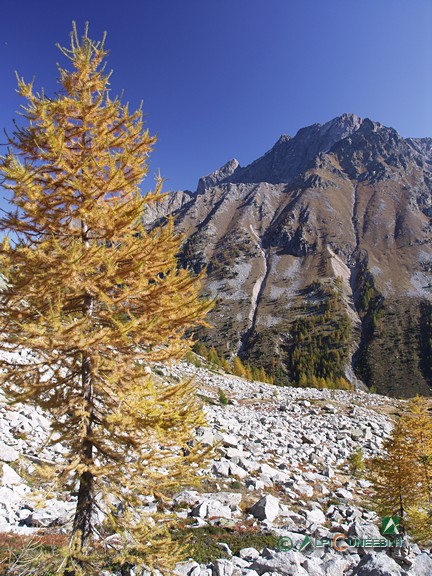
[145,114,432,397]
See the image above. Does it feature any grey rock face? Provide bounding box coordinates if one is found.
[221,113,363,186]
[197,159,241,193]
[351,553,407,576]
[407,552,432,576]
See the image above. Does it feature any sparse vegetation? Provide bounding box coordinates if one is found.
[218,388,229,405]
[348,448,365,478]
[192,343,273,383]
[171,523,278,563]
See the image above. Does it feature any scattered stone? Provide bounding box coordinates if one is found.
[0,442,19,462]
[213,559,234,576]
[249,495,280,522]
[1,463,23,486]
[239,547,260,560]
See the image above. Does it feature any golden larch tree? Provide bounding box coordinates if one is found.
[0,23,211,574]
[366,396,432,539]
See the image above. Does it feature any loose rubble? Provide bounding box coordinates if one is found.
[0,357,430,575]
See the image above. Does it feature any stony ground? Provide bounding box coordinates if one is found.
[1,358,432,575]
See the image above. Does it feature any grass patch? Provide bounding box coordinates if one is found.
[0,532,67,575]
[172,523,278,563]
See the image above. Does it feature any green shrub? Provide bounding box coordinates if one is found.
[348,448,365,478]
[218,388,229,406]
[172,525,278,563]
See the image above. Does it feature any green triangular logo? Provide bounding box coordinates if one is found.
[381,516,400,535]
[298,535,314,552]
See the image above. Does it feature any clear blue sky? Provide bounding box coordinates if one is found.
[0,0,431,195]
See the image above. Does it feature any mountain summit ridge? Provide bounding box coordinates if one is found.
[196,113,368,189]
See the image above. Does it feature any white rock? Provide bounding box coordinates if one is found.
[212,460,231,477]
[294,483,314,498]
[335,488,353,501]
[229,462,248,479]
[174,561,200,576]
[0,486,19,507]
[214,559,234,576]
[322,556,351,576]
[204,492,242,508]
[207,499,231,519]
[352,552,404,575]
[302,558,325,576]
[249,495,279,522]
[215,432,239,448]
[0,442,19,462]
[251,549,308,575]
[190,501,208,518]
[239,547,260,560]
[305,507,326,525]
[173,490,199,506]
[1,463,23,486]
[348,521,382,540]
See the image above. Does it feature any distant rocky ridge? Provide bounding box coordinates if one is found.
[144,113,432,397]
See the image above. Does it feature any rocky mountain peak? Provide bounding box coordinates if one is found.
[197,158,241,193]
[195,114,366,190]
[319,112,363,148]
[274,134,292,145]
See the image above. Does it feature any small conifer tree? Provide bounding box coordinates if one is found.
[0,24,211,574]
[232,356,246,378]
[366,396,432,538]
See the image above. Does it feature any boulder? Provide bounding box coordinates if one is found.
[173,490,200,506]
[251,549,308,575]
[0,442,19,463]
[212,460,231,477]
[249,495,280,522]
[190,499,231,520]
[174,561,200,576]
[322,557,351,576]
[348,521,382,541]
[213,559,234,576]
[302,558,325,576]
[239,547,260,560]
[229,462,248,479]
[407,553,432,576]
[305,507,326,525]
[204,492,242,509]
[1,463,23,486]
[351,552,406,575]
